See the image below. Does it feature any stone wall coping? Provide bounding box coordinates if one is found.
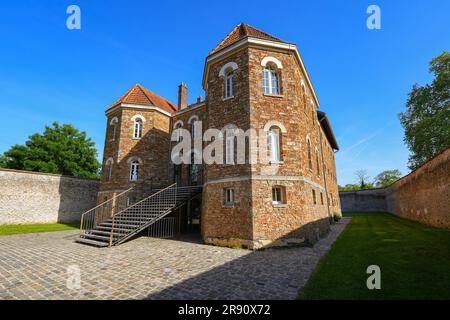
[339,147,450,195]
[0,168,101,182]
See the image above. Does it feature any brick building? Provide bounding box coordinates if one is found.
[98,24,341,249]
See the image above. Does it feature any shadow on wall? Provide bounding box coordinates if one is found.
[57,175,100,224]
[145,217,331,300]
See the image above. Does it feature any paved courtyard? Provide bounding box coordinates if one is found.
[0,218,349,300]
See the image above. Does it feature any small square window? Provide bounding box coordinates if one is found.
[272,187,286,205]
[224,188,234,206]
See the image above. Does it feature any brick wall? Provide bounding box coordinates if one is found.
[0,169,100,225]
[339,147,450,228]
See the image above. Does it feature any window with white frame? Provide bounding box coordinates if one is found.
[272,186,286,205]
[104,158,113,182]
[268,127,281,162]
[133,118,143,139]
[225,69,234,98]
[110,118,118,141]
[130,160,140,181]
[225,131,235,164]
[174,123,183,143]
[224,188,235,206]
[262,65,280,95]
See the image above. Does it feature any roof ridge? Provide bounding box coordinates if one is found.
[209,23,287,55]
[136,84,155,106]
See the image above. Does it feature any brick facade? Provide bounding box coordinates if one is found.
[99,23,341,248]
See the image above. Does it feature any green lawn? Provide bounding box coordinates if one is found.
[299,212,450,300]
[0,223,79,236]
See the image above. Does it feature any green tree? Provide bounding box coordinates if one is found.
[373,169,402,188]
[399,51,450,170]
[338,184,360,191]
[0,122,100,179]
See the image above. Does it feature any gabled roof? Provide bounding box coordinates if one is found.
[109,84,178,113]
[210,23,288,55]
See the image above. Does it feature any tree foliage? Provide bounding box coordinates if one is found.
[0,122,100,179]
[399,51,450,170]
[373,169,402,188]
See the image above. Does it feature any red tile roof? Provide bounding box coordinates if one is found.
[109,84,178,113]
[210,23,288,55]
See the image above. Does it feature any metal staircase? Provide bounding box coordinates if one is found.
[76,184,202,247]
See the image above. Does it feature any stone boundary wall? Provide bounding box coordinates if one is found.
[339,147,450,228]
[339,188,387,212]
[0,168,100,225]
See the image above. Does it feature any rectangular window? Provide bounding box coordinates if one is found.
[268,129,280,162]
[320,192,324,205]
[263,69,270,94]
[272,187,286,205]
[224,188,234,206]
[225,74,233,98]
[225,135,235,164]
[312,189,317,205]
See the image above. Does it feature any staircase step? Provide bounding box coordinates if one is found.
[75,237,109,247]
[81,234,111,242]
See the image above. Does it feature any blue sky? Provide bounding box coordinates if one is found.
[0,0,449,185]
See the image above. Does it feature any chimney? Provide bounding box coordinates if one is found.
[178,82,188,110]
[196,95,203,104]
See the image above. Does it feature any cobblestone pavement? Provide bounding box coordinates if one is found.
[0,218,350,300]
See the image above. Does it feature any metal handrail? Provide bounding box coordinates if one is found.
[109,183,178,246]
[79,186,134,236]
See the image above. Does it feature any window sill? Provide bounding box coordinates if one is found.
[263,93,284,98]
[223,96,235,101]
[132,138,142,141]
[269,161,284,165]
[223,204,235,208]
[272,203,287,208]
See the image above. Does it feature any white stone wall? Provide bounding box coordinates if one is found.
[0,169,100,225]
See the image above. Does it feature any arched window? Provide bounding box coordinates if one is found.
[268,127,281,162]
[173,120,183,143]
[307,138,312,170]
[225,68,234,99]
[133,118,143,139]
[311,101,316,127]
[315,148,320,175]
[104,158,113,182]
[130,160,140,181]
[302,85,307,113]
[263,64,280,95]
[188,116,199,140]
[109,117,118,141]
[219,62,238,99]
